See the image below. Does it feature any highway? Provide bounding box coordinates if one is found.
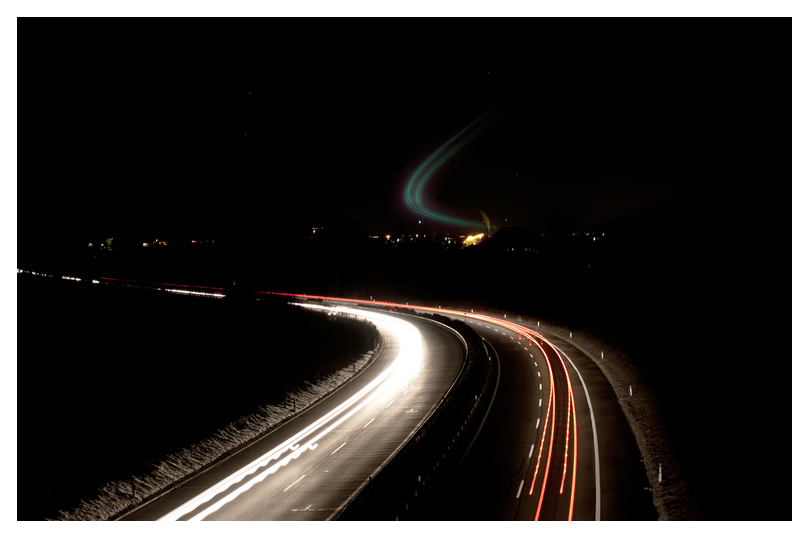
[34,272,654,521]
[429,313,655,521]
[268,293,656,521]
[120,305,465,521]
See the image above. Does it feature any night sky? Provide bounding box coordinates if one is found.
[13,14,796,525]
[21,18,783,243]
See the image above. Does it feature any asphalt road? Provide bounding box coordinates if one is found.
[261,293,657,520]
[120,306,464,521]
[424,311,656,521]
[93,284,655,521]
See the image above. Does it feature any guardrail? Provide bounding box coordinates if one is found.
[335,310,498,521]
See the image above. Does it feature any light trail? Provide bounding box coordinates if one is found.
[478,315,580,519]
[403,103,507,229]
[569,375,579,520]
[263,292,586,520]
[59,274,593,521]
[554,345,600,520]
[102,277,226,292]
[528,338,555,519]
[561,382,572,494]
[549,341,580,521]
[157,305,423,521]
[166,288,226,298]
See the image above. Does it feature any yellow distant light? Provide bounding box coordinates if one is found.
[463,233,485,246]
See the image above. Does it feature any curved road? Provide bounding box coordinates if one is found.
[270,293,656,521]
[429,312,655,521]
[38,272,654,521]
[120,305,464,521]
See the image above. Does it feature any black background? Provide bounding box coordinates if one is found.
[17,17,789,521]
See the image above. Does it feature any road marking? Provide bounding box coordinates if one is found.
[554,344,601,521]
[516,480,525,498]
[524,346,528,350]
[539,398,542,407]
[363,418,374,428]
[283,475,306,492]
[540,384,542,390]
[331,443,347,455]
[534,362,537,366]
[385,399,395,408]
[528,444,535,458]
[536,418,540,429]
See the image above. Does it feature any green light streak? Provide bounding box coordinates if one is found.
[404,104,504,228]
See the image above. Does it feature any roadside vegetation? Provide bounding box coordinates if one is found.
[18,275,379,521]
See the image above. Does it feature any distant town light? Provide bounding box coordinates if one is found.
[463,233,485,246]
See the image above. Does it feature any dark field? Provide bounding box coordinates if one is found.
[17,276,378,521]
[16,188,786,521]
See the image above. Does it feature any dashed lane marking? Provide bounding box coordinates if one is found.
[283,475,306,492]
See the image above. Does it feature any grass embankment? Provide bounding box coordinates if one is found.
[17,275,379,521]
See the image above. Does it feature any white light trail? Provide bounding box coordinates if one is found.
[166,288,226,298]
[158,305,423,521]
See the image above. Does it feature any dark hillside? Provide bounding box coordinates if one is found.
[17,276,378,521]
[17,186,784,520]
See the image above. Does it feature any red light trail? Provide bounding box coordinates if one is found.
[52,273,586,521]
[265,291,580,520]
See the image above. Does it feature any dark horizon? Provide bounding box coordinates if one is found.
[16,16,790,523]
[20,19,779,246]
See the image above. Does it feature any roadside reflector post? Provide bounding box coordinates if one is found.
[569,331,572,338]
[630,385,632,397]
[601,351,604,359]
[659,464,662,483]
